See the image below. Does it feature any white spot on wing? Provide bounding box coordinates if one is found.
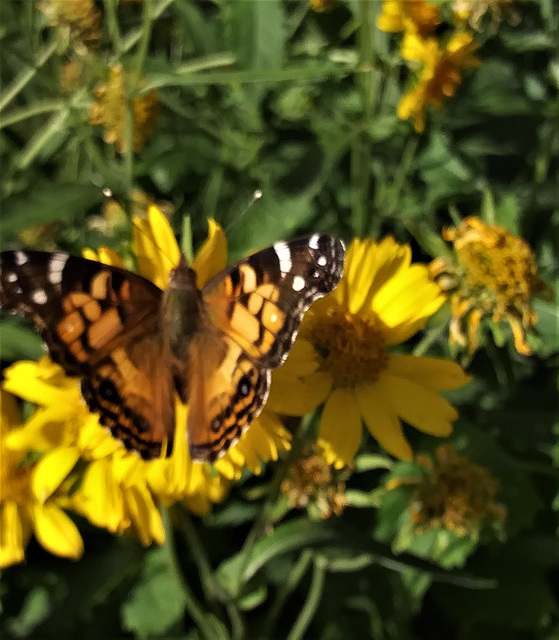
[292,275,306,292]
[32,289,48,304]
[48,253,68,285]
[15,251,28,265]
[317,255,327,267]
[308,234,321,250]
[6,272,18,283]
[274,241,292,273]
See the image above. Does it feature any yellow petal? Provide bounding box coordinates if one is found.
[32,503,83,560]
[0,502,26,568]
[319,388,362,466]
[372,264,445,343]
[3,361,81,409]
[82,246,125,268]
[72,459,125,532]
[387,355,472,391]
[192,219,228,289]
[132,206,179,289]
[267,370,332,416]
[32,447,80,502]
[355,382,413,460]
[124,484,164,546]
[380,373,456,437]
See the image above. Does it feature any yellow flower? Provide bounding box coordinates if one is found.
[309,0,339,12]
[0,389,83,567]
[268,237,471,466]
[387,444,507,536]
[38,0,102,52]
[89,65,159,153]
[398,31,481,132]
[430,216,552,355]
[281,441,350,519]
[377,0,441,37]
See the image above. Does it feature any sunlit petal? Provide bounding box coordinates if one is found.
[380,373,456,436]
[32,503,83,560]
[319,388,362,466]
[355,382,413,461]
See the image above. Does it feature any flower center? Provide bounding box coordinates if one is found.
[307,304,389,388]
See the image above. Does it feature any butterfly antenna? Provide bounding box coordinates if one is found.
[224,189,263,235]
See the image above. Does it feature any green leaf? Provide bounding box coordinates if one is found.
[0,320,44,361]
[217,518,340,589]
[6,586,51,638]
[225,0,285,72]
[122,547,187,638]
[0,182,104,241]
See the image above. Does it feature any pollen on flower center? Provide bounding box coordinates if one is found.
[308,304,389,388]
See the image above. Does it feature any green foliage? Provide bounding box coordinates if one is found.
[1,0,558,639]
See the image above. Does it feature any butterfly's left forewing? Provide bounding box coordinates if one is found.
[187,234,345,461]
[0,250,175,459]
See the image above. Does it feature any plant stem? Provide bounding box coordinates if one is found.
[285,556,327,640]
[351,0,377,236]
[0,40,57,113]
[232,414,315,597]
[133,0,154,82]
[174,507,245,640]
[103,0,123,56]
[263,550,313,638]
[161,507,218,640]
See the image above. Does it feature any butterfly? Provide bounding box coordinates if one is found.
[0,235,345,462]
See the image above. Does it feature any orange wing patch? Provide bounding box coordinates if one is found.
[186,330,269,462]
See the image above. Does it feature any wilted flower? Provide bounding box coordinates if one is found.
[387,444,507,536]
[430,216,552,355]
[281,442,350,519]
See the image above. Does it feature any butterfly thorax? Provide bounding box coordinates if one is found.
[160,255,206,361]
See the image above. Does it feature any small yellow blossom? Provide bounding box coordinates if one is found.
[281,441,350,519]
[0,389,83,567]
[430,216,552,355]
[387,444,507,536]
[398,31,481,132]
[268,237,471,466]
[38,0,102,52]
[310,0,339,12]
[377,0,441,37]
[89,65,160,153]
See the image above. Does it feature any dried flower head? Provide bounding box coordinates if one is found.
[89,65,160,154]
[430,217,552,355]
[388,444,506,536]
[38,0,102,53]
[281,442,349,519]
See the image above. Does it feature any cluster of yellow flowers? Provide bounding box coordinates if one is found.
[38,0,160,153]
[377,0,481,132]
[1,205,475,566]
